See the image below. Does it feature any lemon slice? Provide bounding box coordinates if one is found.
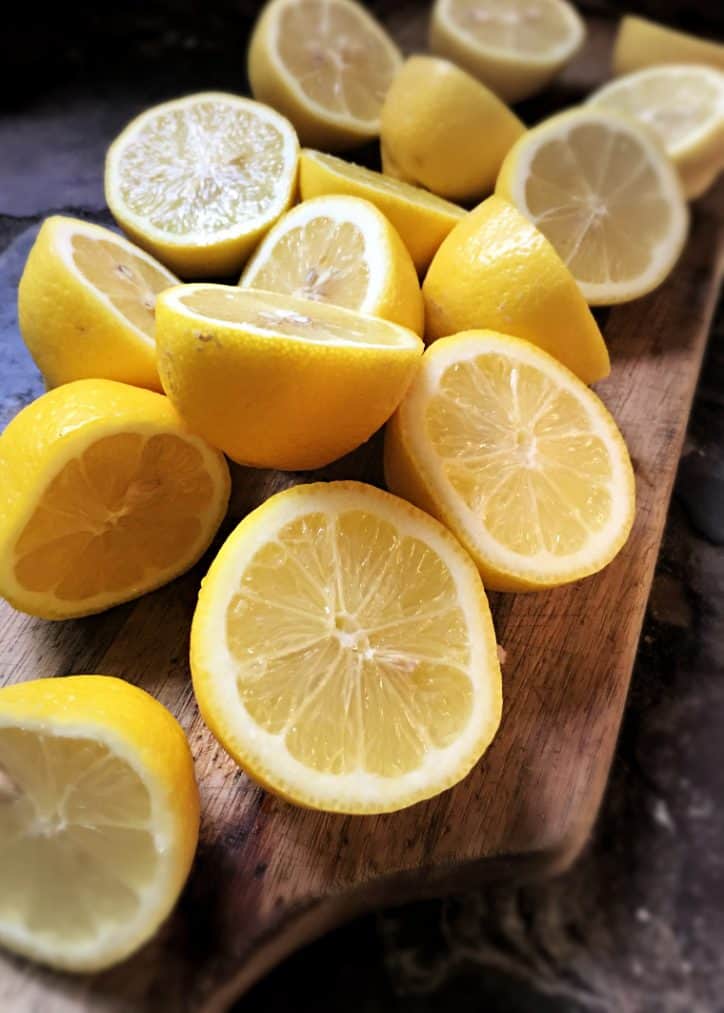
[155,284,423,471]
[105,92,299,278]
[496,108,689,305]
[299,148,466,272]
[248,0,402,150]
[191,480,501,813]
[612,15,724,78]
[385,330,635,591]
[429,0,585,103]
[18,216,178,392]
[588,65,724,200]
[0,379,230,620]
[239,195,424,334]
[0,675,199,972]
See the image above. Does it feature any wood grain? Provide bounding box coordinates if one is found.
[0,10,722,1012]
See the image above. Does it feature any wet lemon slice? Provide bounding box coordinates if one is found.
[191,480,502,814]
[0,379,230,619]
[105,92,299,277]
[612,15,724,78]
[18,216,178,392]
[248,0,402,150]
[385,330,635,591]
[0,675,199,972]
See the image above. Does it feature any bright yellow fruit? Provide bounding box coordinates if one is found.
[191,480,502,814]
[248,0,402,151]
[105,92,299,278]
[0,380,230,620]
[385,331,635,592]
[155,285,423,470]
[380,55,525,203]
[239,195,423,334]
[588,64,724,200]
[429,0,585,104]
[422,195,609,384]
[496,108,689,305]
[0,675,199,972]
[612,15,724,78]
[18,216,178,393]
[299,148,466,272]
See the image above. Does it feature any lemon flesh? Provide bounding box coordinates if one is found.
[191,481,501,813]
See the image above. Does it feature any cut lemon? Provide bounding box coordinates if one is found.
[385,331,635,592]
[496,108,689,305]
[155,285,423,470]
[423,195,610,384]
[239,195,423,334]
[105,92,299,278]
[248,0,402,150]
[0,675,199,972]
[588,65,724,200]
[18,216,178,392]
[612,15,724,78]
[191,480,502,814]
[429,0,585,103]
[380,55,525,202]
[0,379,230,620]
[299,148,466,272]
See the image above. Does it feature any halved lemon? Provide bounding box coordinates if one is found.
[191,480,502,814]
[155,285,423,470]
[239,195,424,334]
[588,65,724,200]
[612,15,724,78]
[0,379,230,619]
[0,675,199,972]
[248,0,402,150]
[385,331,635,591]
[18,216,178,392]
[105,92,299,278]
[429,0,585,103]
[496,107,689,304]
[299,148,466,272]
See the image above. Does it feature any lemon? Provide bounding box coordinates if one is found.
[239,195,424,334]
[380,55,525,203]
[422,195,609,384]
[496,107,689,305]
[155,285,422,471]
[588,65,724,200]
[248,0,402,151]
[105,92,299,278]
[0,380,230,620]
[18,217,178,393]
[0,675,199,972]
[429,0,585,104]
[191,480,501,814]
[299,148,466,272]
[612,15,724,78]
[385,331,635,592]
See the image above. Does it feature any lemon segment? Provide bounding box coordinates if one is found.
[385,331,635,592]
[105,92,299,278]
[239,195,423,334]
[155,285,423,470]
[429,0,585,103]
[422,195,610,384]
[248,0,402,150]
[18,217,178,393]
[0,380,230,620]
[299,148,466,272]
[612,15,724,78]
[0,675,199,972]
[496,107,689,305]
[588,65,724,200]
[191,480,501,813]
[380,55,525,203]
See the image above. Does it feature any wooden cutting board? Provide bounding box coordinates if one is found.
[1,9,723,1011]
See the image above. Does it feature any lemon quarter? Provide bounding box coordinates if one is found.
[612,15,724,78]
